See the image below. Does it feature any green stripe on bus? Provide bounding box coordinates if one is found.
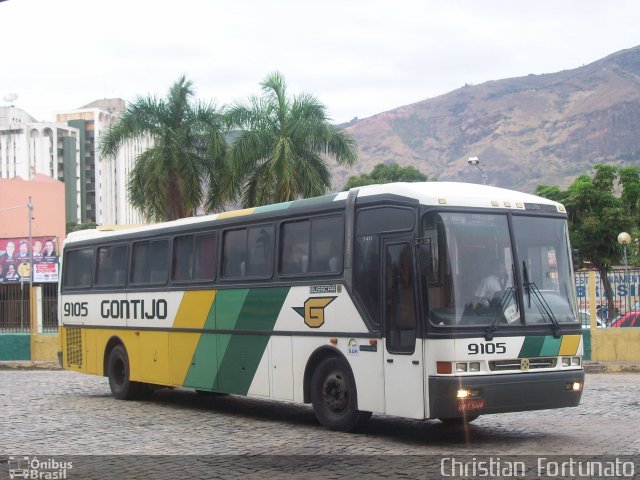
[182,298,218,390]
[216,287,290,395]
[518,336,546,358]
[288,193,338,209]
[539,336,562,357]
[254,202,293,214]
[216,289,251,358]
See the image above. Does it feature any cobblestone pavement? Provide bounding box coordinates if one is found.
[0,371,639,478]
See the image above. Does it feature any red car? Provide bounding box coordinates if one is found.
[610,311,640,328]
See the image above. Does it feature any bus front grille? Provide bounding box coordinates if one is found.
[489,357,557,371]
[65,327,83,367]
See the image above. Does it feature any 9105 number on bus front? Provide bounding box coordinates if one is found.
[468,342,506,355]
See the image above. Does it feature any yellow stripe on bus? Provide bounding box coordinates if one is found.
[216,208,256,219]
[170,290,217,385]
[558,334,581,356]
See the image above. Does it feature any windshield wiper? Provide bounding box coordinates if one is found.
[526,281,563,338]
[485,287,517,341]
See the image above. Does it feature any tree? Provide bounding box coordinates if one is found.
[66,222,98,235]
[343,163,429,190]
[226,72,358,207]
[100,76,228,222]
[537,165,640,319]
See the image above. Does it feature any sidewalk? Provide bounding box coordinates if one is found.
[583,361,640,374]
[1,360,639,373]
[0,360,61,370]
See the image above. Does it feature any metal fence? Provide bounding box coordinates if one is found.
[575,268,640,325]
[0,283,31,333]
[42,283,58,333]
[0,283,59,333]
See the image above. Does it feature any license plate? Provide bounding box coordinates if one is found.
[457,399,485,412]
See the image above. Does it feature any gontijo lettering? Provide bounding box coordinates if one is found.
[100,299,168,320]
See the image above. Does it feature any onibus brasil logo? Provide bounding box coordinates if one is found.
[8,456,72,479]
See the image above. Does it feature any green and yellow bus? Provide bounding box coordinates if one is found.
[59,182,584,431]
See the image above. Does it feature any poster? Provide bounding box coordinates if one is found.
[0,236,59,283]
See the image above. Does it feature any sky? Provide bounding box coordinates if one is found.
[3,0,640,124]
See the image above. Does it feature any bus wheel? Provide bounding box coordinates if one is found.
[311,357,371,432]
[107,345,144,400]
[438,415,479,425]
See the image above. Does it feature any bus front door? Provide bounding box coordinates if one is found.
[382,239,425,419]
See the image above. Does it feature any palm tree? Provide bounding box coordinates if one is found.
[226,72,358,207]
[100,76,228,222]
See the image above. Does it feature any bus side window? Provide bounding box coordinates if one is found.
[149,239,169,284]
[131,241,150,283]
[280,220,310,275]
[247,226,273,277]
[280,215,343,276]
[194,233,216,281]
[223,229,247,278]
[310,216,343,273]
[353,206,414,327]
[172,235,194,282]
[63,248,94,289]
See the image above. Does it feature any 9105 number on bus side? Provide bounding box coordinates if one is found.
[63,302,88,317]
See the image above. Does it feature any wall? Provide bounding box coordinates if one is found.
[584,270,640,362]
[0,176,65,361]
[0,175,66,242]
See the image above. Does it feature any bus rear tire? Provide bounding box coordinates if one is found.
[311,357,371,432]
[107,344,147,400]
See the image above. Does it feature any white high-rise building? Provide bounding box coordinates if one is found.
[0,105,81,222]
[56,99,152,226]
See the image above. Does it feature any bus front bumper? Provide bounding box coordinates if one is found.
[428,370,585,419]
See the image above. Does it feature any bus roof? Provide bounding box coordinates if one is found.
[65,182,564,244]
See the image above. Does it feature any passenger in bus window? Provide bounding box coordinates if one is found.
[473,264,508,308]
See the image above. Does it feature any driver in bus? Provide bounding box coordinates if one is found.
[473,263,508,308]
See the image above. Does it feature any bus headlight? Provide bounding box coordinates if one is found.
[562,357,571,367]
[455,362,468,372]
[469,362,481,372]
[571,357,581,367]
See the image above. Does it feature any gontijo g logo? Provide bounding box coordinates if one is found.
[293,297,337,328]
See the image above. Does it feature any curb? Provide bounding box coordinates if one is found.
[0,361,61,371]
[583,362,640,374]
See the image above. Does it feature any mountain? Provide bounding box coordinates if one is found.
[333,46,640,193]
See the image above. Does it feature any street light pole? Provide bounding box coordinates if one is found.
[28,196,33,284]
[618,232,632,313]
[468,157,488,184]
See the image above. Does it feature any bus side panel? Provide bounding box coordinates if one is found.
[83,327,98,375]
[170,290,217,389]
[291,337,386,414]
[178,332,218,390]
[129,331,170,385]
[215,287,289,396]
[269,336,294,400]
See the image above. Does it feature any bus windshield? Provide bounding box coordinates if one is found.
[420,211,578,328]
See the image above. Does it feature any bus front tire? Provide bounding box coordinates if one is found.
[311,357,371,432]
[107,345,148,400]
